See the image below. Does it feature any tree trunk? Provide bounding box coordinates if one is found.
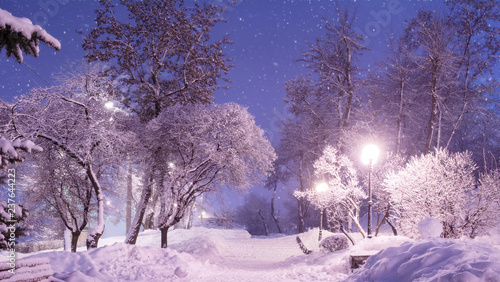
[340,221,356,246]
[396,80,405,155]
[436,103,442,149]
[270,182,282,233]
[385,218,398,236]
[425,94,437,154]
[125,170,153,245]
[425,64,439,154]
[297,198,305,233]
[160,226,170,248]
[143,175,162,230]
[85,164,105,249]
[144,212,155,230]
[375,203,392,237]
[258,209,269,236]
[71,231,81,253]
[126,157,133,234]
[348,207,366,238]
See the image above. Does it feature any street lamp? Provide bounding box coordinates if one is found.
[316,182,328,241]
[362,144,379,239]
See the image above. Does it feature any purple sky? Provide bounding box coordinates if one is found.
[0,0,444,145]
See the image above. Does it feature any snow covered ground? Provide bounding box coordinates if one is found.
[1,227,500,281]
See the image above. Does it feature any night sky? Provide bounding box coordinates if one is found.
[0,0,445,145]
[1,0,446,234]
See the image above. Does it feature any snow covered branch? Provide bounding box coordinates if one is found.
[0,8,61,63]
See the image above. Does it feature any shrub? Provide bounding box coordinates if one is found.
[319,234,349,253]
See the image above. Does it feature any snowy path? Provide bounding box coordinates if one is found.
[165,228,352,281]
[216,236,303,263]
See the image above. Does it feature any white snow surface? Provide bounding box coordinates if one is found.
[1,227,499,281]
[418,216,443,239]
[347,239,500,282]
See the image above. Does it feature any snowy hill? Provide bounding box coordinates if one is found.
[1,227,500,281]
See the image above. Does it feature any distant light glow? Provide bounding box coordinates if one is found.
[362,144,380,165]
[316,182,328,193]
[104,101,114,110]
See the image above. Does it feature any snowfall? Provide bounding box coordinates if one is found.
[2,220,500,282]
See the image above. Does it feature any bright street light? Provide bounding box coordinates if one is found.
[316,182,328,193]
[316,182,328,241]
[362,144,380,165]
[104,101,114,110]
[362,144,379,239]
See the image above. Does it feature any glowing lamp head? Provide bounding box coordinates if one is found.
[316,182,328,193]
[104,101,114,110]
[362,144,380,165]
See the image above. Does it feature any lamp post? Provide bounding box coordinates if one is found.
[362,144,379,239]
[316,182,328,241]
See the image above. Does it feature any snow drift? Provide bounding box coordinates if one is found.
[346,239,500,281]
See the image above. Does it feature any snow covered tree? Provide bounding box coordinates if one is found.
[126,103,275,248]
[264,160,287,234]
[0,200,30,250]
[28,145,94,252]
[84,0,235,241]
[402,11,460,154]
[235,193,273,236]
[462,169,500,238]
[277,8,367,233]
[300,9,367,135]
[444,0,500,153]
[214,208,235,230]
[9,68,133,248]
[375,3,500,158]
[383,149,499,238]
[0,8,60,63]
[0,136,43,183]
[83,0,233,121]
[296,145,366,239]
[370,153,406,236]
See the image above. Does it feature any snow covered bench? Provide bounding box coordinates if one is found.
[351,254,371,270]
[0,257,55,281]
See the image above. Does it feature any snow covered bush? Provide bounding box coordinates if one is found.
[384,149,500,238]
[319,234,349,253]
[0,8,60,63]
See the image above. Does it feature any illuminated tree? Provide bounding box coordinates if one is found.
[126,103,275,248]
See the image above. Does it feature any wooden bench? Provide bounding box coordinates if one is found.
[0,257,56,281]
